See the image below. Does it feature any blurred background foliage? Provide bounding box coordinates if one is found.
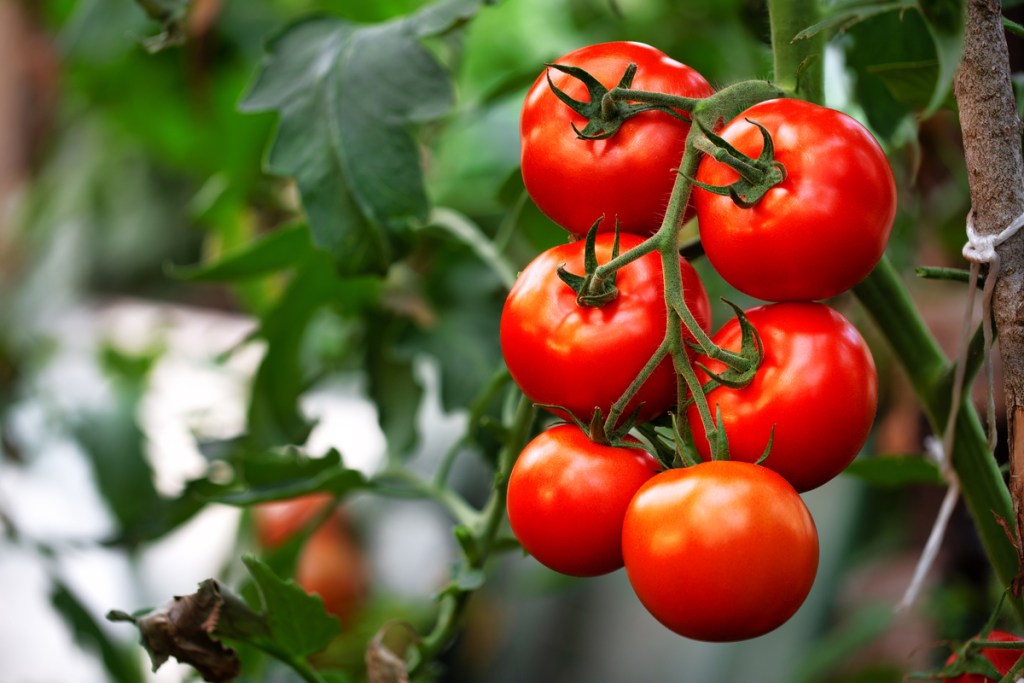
[1,0,1020,681]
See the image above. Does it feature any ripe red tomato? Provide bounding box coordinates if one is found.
[521,41,713,236]
[687,302,877,492]
[500,232,711,424]
[252,493,335,550]
[622,460,818,642]
[506,423,661,577]
[944,631,1024,682]
[693,98,896,301]
[296,516,370,628]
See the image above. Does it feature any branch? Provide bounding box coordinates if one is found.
[954,0,1024,592]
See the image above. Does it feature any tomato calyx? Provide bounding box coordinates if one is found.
[545,62,693,140]
[688,117,786,209]
[537,403,643,448]
[938,631,1024,680]
[557,218,621,306]
[677,302,766,463]
[691,301,764,389]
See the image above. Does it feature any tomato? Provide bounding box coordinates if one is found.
[521,41,713,236]
[944,631,1024,682]
[296,516,370,628]
[621,460,818,641]
[500,232,711,424]
[693,98,896,301]
[687,302,877,492]
[506,423,661,577]
[252,493,335,550]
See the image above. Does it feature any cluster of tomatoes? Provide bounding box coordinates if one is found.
[501,41,895,641]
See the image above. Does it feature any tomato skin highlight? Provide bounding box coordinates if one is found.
[693,98,896,302]
[506,423,662,577]
[687,302,878,492]
[521,41,713,236]
[943,631,1024,682]
[500,232,711,424]
[622,461,819,642]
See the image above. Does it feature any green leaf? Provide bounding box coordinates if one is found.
[843,454,944,487]
[247,255,380,447]
[105,480,211,546]
[792,1,915,40]
[240,0,490,275]
[73,389,162,544]
[449,566,486,592]
[918,0,965,117]
[170,223,314,282]
[200,448,369,506]
[52,580,144,683]
[868,60,958,110]
[844,8,937,138]
[423,208,517,290]
[366,316,424,458]
[243,555,340,658]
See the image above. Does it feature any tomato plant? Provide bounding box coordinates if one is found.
[49,0,1024,678]
[520,41,713,236]
[506,423,661,577]
[500,232,710,424]
[621,460,819,642]
[692,98,896,302]
[687,302,877,492]
[943,631,1024,682]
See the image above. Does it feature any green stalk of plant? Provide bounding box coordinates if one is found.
[853,259,1023,622]
[592,79,788,442]
[407,394,536,676]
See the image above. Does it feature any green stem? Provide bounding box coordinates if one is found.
[605,87,701,113]
[853,258,1024,623]
[768,0,824,103]
[673,329,719,455]
[593,233,660,281]
[374,469,481,529]
[409,394,536,676]
[605,337,671,429]
[434,368,513,487]
[916,265,985,288]
[253,643,327,683]
[595,80,786,443]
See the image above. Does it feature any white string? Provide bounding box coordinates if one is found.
[896,437,960,613]
[963,210,1024,450]
[896,208,1024,613]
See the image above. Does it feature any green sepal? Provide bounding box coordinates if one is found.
[755,425,776,465]
[634,423,679,471]
[556,217,620,307]
[671,414,703,468]
[696,300,764,388]
[688,117,786,208]
[545,62,687,140]
[709,405,731,461]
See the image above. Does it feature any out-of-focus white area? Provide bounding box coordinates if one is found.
[0,297,410,682]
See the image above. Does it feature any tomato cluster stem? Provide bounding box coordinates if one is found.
[596,80,786,451]
[603,87,702,115]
